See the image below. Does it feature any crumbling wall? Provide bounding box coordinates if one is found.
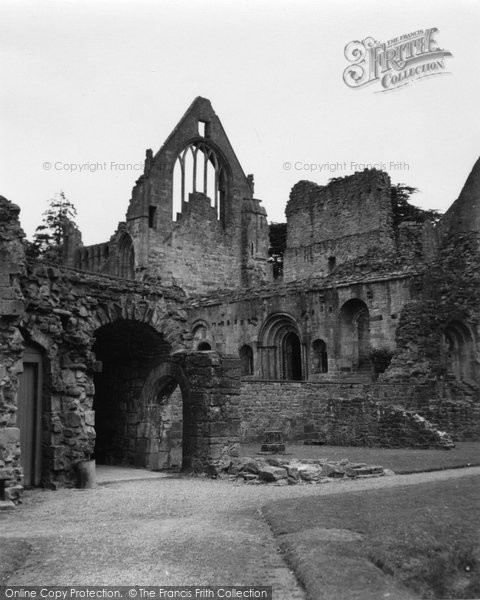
[60,98,270,292]
[124,97,269,293]
[0,197,26,500]
[283,171,396,280]
[237,380,477,446]
[176,351,241,474]
[385,232,480,383]
[17,265,189,489]
[187,274,412,376]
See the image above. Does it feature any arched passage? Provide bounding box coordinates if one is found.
[443,320,477,382]
[92,319,174,467]
[338,299,371,372]
[137,362,190,471]
[258,313,304,380]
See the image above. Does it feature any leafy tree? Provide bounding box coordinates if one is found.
[27,192,78,264]
[391,184,441,228]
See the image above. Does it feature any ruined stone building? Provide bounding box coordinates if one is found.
[0,97,479,499]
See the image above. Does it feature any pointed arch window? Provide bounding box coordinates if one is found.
[118,233,135,280]
[173,142,227,223]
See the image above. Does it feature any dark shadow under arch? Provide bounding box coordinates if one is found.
[92,320,173,467]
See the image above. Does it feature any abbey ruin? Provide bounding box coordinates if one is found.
[0,97,479,499]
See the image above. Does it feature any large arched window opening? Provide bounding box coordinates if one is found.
[172,141,227,223]
[239,344,254,376]
[312,339,328,374]
[338,299,371,372]
[443,320,476,382]
[258,313,304,380]
[117,233,135,280]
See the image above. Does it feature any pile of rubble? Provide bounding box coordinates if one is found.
[225,456,392,485]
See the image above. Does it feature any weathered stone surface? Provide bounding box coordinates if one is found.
[258,466,288,482]
[234,381,461,448]
[227,456,387,485]
[322,463,346,478]
[298,465,324,482]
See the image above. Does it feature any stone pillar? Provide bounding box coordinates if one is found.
[0,197,26,502]
[174,351,240,474]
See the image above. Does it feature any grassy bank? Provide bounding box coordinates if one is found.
[263,474,480,599]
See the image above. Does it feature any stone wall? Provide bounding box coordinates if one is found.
[283,171,396,281]
[179,352,241,473]
[187,273,413,377]
[237,379,479,446]
[16,264,189,489]
[0,197,27,500]
[385,232,480,383]
[63,98,270,293]
[0,194,244,494]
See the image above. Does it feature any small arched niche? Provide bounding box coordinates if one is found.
[443,320,477,382]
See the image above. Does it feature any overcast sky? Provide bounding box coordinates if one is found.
[1,0,479,245]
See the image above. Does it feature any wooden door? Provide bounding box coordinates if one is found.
[17,347,43,486]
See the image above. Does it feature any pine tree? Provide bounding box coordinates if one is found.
[391,184,441,227]
[27,192,78,264]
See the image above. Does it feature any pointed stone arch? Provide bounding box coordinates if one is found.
[172,139,230,225]
[117,232,135,279]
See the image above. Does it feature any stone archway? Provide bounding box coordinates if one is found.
[92,320,173,467]
[137,361,190,471]
[258,313,304,380]
[338,299,371,372]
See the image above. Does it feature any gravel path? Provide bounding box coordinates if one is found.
[2,466,479,597]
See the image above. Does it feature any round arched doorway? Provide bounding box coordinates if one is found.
[258,313,304,380]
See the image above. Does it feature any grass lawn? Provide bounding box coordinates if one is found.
[263,475,480,600]
[241,441,480,474]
